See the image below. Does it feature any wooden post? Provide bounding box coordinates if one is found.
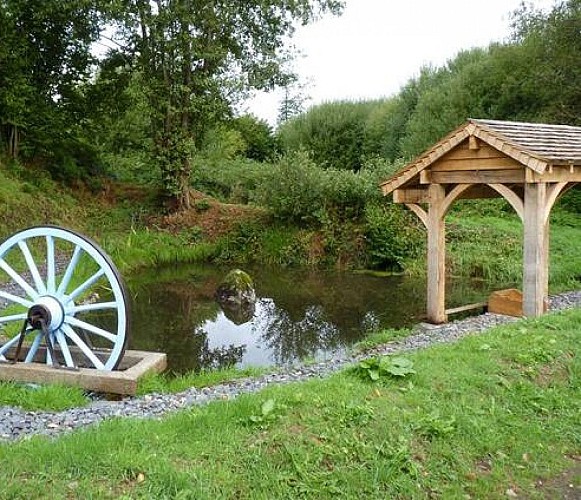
[427,184,447,323]
[523,183,548,317]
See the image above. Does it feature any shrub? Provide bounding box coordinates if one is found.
[256,151,326,224]
[192,157,269,203]
[364,202,424,270]
[256,151,383,226]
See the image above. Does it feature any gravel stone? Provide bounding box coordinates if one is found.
[0,290,578,441]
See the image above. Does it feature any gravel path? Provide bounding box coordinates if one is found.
[0,290,579,441]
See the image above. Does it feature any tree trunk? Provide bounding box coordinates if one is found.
[8,125,19,159]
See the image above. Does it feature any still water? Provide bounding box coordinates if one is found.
[127,264,492,374]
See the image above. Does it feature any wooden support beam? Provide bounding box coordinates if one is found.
[405,203,428,228]
[428,169,525,184]
[431,157,521,171]
[426,184,447,324]
[526,166,581,183]
[489,184,525,221]
[523,183,549,317]
[393,188,429,204]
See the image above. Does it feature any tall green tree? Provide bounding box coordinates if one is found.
[511,0,581,125]
[111,0,343,209]
[0,0,100,163]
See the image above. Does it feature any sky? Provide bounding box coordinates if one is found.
[242,0,557,125]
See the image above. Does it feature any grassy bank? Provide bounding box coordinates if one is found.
[0,308,578,498]
[1,165,580,288]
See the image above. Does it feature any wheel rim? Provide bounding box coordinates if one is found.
[0,226,129,370]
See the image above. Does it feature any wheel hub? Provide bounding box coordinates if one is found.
[30,296,65,331]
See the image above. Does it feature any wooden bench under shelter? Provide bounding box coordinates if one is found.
[380,119,581,324]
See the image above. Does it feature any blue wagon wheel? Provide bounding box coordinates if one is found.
[0,226,129,370]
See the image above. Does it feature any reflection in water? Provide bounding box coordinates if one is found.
[127,264,503,374]
[253,300,340,365]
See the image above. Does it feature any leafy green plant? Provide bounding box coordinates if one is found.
[364,202,424,270]
[415,411,457,439]
[193,199,210,212]
[246,398,286,427]
[354,356,416,382]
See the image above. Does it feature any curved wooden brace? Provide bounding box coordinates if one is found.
[442,184,473,216]
[544,182,570,225]
[405,203,428,228]
[489,183,524,221]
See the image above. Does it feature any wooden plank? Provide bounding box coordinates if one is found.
[0,349,167,395]
[405,203,428,228]
[445,302,487,316]
[441,142,506,161]
[431,157,522,172]
[429,169,525,184]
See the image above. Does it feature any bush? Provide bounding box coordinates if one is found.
[257,151,326,224]
[277,100,380,171]
[364,202,424,270]
[193,158,270,203]
[257,151,380,225]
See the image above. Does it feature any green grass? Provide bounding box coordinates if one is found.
[0,308,577,498]
[404,211,581,294]
[0,382,88,411]
[100,228,218,275]
[351,328,411,353]
[136,366,266,395]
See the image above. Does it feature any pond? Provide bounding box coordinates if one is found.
[127,264,499,374]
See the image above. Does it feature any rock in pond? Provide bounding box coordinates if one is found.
[215,269,257,317]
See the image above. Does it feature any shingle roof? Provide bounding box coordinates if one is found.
[472,119,581,164]
[381,119,581,195]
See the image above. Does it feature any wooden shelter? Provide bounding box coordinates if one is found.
[381,119,581,324]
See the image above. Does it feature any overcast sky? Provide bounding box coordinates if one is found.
[242,0,557,125]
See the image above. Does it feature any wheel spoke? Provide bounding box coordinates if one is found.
[46,336,54,366]
[66,316,117,343]
[46,235,56,293]
[66,268,105,304]
[24,332,43,363]
[0,258,38,299]
[68,301,118,314]
[0,290,33,308]
[18,240,46,294]
[55,329,75,368]
[0,312,27,324]
[56,245,83,296]
[62,324,105,369]
[0,332,28,356]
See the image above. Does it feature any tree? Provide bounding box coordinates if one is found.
[277,78,310,125]
[110,0,343,209]
[0,0,100,163]
[510,0,581,125]
[230,115,277,162]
